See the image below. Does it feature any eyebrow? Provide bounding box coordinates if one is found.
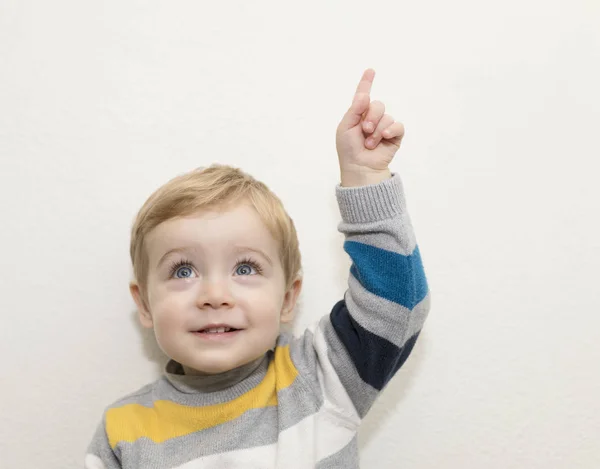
[156,245,273,269]
[233,246,273,266]
[156,246,198,269]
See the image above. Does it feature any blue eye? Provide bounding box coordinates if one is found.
[175,266,194,278]
[235,258,263,276]
[235,264,256,276]
[168,259,196,279]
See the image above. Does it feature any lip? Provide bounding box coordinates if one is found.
[191,323,243,341]
[191,329,242,341]
[192,323,240,333]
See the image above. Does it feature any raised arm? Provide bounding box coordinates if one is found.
[290,68,430,422]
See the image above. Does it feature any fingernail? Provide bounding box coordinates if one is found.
[366,137,375,147]
[364,122,374,132]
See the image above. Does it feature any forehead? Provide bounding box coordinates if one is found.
[145,203,277,260]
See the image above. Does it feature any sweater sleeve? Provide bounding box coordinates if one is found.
[290,172,431,423]
[84,415,121,469]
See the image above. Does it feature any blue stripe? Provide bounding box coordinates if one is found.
[345,241,428,310]
[330,300,420,391]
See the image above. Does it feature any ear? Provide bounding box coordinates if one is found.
[130,281,153,328]
[280,277,303,324]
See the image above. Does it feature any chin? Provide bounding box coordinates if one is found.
[186,357,246,375]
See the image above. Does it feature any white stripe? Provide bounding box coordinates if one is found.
[278,412,356,464]
[84,454,107,469]
[173,443,276,469]
[310,318,362,429]
[170,411,356,468]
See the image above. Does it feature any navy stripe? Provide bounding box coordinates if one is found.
[345,241,428,310]
[329,300,420,391]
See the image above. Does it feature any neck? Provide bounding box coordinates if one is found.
[165,355,268,393]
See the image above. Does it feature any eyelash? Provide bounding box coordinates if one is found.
[236,257,264,275]
[167,257,264,278]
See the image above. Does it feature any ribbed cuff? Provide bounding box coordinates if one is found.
[335,172,407,224]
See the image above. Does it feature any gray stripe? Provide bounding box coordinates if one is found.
[105,382,157,408]
[316,435,359,469]
[336,173,417,259]
[276,331,294,347]
[277,368,323,430]
[335,173,407,225]
[274,331,326,423]
[346,273,431,348]
[288,328,325,403]
[86,420,121,469]
[338,210,417,256]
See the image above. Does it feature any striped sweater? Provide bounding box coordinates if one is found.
[85,172,431,468]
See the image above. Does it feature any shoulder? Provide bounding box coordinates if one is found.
[103,378,162,413]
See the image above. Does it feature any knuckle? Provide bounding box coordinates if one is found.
[367,100,383,115]
[374,101,385,113]
[379,116,394,129]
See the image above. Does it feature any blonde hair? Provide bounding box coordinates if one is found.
[130,164,302,303]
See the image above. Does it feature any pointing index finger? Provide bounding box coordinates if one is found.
[354,68,375,101]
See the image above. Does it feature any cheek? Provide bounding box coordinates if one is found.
[237,287,285,324]
[151,290,192,330]
[236,277,283,299]
[151,278,197,306]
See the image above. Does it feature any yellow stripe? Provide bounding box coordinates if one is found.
[106,344,298,448]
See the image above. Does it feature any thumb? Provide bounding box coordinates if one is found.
[337,93,369,133]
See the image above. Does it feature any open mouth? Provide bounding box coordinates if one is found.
[192,324,244,339]
[196,326,240,334]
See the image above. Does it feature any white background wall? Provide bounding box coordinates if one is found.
[1,0,599,467]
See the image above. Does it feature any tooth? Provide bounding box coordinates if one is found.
[224,327,231,332]
[207,328,218,333]
[217,327,225,333]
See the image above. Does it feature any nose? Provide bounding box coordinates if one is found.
[196,277,235,309]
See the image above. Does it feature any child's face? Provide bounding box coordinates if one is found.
[131,202,300,374]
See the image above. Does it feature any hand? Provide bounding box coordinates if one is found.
[336,68,405,186]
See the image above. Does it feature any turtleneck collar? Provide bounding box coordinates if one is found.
[164,354,269,394]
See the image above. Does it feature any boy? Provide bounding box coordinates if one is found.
[85,68,431,468]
